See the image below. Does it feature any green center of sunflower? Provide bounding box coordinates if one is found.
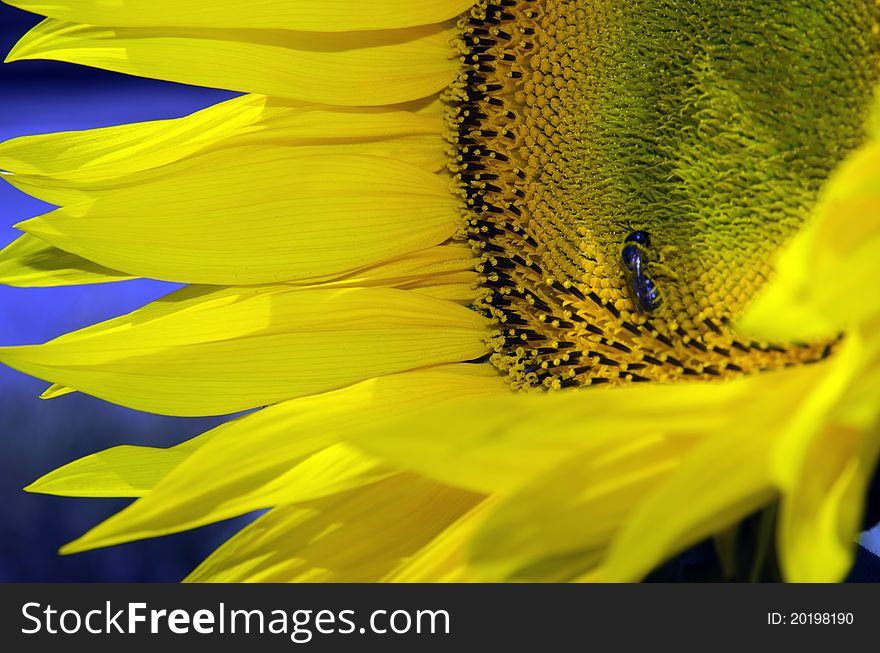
[450,0,880,389]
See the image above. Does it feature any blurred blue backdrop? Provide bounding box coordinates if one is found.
[0,3,877,582]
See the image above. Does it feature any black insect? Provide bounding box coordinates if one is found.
[621,230,662,313]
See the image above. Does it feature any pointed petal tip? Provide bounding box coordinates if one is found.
[20,476,80,497]
[23,471,72,496]
[59,531,114,556]
[22,480,40,494]
[13,217,37,233]
[4,37,30,65]
[40,383,74,399]
[58,541,82,556]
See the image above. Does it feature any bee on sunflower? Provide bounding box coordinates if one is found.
[0,0,878,582]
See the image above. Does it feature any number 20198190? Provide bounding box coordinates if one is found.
[767,612,853,625]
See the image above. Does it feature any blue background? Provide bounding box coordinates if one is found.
[0,3,877,582]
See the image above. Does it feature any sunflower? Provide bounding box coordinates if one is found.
[1,0,878,583]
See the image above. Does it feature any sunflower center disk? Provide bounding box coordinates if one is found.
[450,0,880,389]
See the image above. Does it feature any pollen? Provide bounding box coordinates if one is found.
[449,0,880,389]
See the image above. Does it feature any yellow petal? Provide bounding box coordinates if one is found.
[0,286,490,416]
[0,94,447,206]
[384,497,497,582]
[0,94,262,183]
[774,335,880,581]
[469,435,698,581]
[591,434,777,582]
[7,19,458,106]
[778,421,880,582]
[254,443,394,507]
[352,380,744,494]
[0,94,448,287]
[25,430,215,498]
[593,361,835,582]
[7,1,476,32]
[40,383,74,399]
[308,242,476,291]
[19,152,459,285]
[49,364,505,551]
[0,234,131,286]
[184,474,479,582]
[295,242,479,305]
[407,280,479,305]
[63,445,389,556]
